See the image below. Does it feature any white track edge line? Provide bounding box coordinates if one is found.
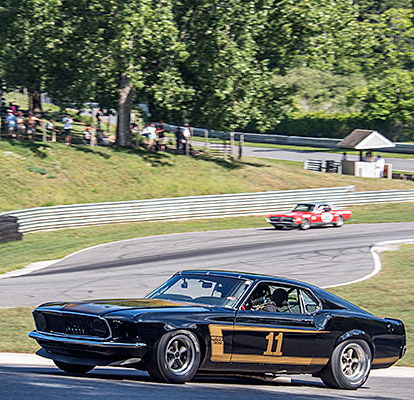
[324,239,414,288]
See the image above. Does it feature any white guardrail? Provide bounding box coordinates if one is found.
[1,185,414,234]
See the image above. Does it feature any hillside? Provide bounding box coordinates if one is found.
[0,139,413,212]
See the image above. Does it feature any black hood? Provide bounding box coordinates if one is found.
[37,298,212,316]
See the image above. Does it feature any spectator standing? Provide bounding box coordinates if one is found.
[174,126,182,151]
[27,113,41,140]
[46,119,55,141]
[182,123,191,154]
[156,122,167,151]
[5,109,17,138]
[62,114,73,145]
[375,154,385,178]
[16,111,26,140]
[146,123,157,151]
[82,126,92,145]
[96,108,104,133]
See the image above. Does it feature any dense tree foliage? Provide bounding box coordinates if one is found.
[0,0,413,142]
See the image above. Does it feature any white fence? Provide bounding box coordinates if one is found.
[2,185,414,234]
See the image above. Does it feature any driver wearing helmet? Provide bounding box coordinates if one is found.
[244,284,277,312]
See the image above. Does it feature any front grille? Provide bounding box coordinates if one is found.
[282,217,294,222]
[34,311,110,338]
[269,217,280,222]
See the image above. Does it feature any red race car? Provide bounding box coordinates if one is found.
[266,202,352,230]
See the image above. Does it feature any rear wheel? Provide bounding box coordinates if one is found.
[320,340,372,390]
[53,360,95,374]
[334,216,344,227]
[146,330,200,383]
[300,219,310,230]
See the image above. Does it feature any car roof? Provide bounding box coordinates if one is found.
[179,269,317,290]
[179,270,369,314]
[296,202,333,207]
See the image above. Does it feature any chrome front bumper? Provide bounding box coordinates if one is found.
[28,331,147,349]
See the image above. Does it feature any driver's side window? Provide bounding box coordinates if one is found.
[243,284,301,313]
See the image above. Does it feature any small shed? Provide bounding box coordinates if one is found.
[338,129,395,160]
[338,129,395,178]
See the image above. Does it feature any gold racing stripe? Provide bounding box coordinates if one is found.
[209,324,330,366]
[372,356,399,365]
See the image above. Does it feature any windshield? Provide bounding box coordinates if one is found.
[293,204,315,212]
[146,274,251,308]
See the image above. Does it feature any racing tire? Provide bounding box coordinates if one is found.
[334,216,344,228]
[320,340,372,390]
[53,360,95,374]
[273,225,283,230]
[299,219,310,230]
[146,330,201,383]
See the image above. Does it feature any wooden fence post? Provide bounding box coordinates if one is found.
[223,135,227,159]
[238,134,244,160]
[230,132,235,160]
[42,121,47,142]
[136,118,143,148]
[91,126,96,148]
[204,129,208,151]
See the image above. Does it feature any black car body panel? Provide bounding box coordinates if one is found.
[29,270,406,384]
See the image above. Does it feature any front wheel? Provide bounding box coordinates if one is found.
[146,330,201,383]
[334,216,344,227]
[53,360,95,374]
[320,340,372,390]
[300,219,310,230]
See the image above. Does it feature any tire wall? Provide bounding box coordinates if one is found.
[0,215,22,243]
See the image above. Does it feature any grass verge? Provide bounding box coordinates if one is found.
[1,138,413,212]
[0,244,412,367]
[329,244,414,367]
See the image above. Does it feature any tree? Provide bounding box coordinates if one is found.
[0,0,62,115]
[158,0,292,133]
[347,7,414,140]
[41,1,189,146]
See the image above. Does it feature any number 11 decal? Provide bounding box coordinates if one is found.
[263,332,284,356]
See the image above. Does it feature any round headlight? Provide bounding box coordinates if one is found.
[92,319,107,336]
[35,313,47,331]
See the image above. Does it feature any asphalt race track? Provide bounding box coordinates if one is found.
[1,222,414,307]
[0,222,413,399]
[0,355,413,400]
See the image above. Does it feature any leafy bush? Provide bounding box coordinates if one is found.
[271,112,412,140]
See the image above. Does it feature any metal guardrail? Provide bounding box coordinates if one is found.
[1,185,414,234]
[165,124,414,154]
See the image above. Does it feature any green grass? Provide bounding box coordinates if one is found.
[1,139,413,212]
[329,244,414,367]
[0,242,412,365]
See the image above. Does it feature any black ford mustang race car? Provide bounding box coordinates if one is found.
[29,270,406,389]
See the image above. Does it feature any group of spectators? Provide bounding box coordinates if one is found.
[4,108,43,141]
[140,121,192,153]
[3,106,110,146]
[4,103,192,153]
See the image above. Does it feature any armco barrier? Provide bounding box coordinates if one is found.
[166,124,414,154]
[1,186,414,234]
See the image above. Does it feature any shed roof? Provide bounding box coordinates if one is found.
[338,129,395,150]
